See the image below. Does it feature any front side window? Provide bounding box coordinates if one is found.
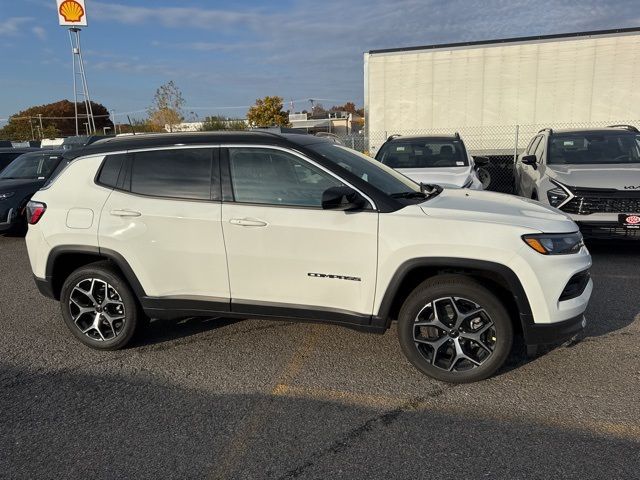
[307,143,421,197]
[0,153,61,180]
[130,149,215,200]
[549,133,640,165]
[377,140,468,169]
[228,148,344,207]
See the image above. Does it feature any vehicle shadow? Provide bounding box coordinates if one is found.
[2,363,638,479]
[134,316,243,348]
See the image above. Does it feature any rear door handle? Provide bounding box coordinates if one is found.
[229,218,267,227]
[110,209,141,217]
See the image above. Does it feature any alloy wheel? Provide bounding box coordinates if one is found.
[68,278,126,342]
[413,296,496,372]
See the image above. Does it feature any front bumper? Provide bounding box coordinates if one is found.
[521,313,586,346]
[0,207,17,232]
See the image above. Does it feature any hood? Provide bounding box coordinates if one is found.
[396,166,472,188]
[419,188,576,233]
[0,178,45,192]
[547,164,640,190]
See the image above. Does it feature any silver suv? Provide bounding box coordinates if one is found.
[516,125,640,238]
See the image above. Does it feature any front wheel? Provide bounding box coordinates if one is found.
[60,262,141,350]
[397,275,513,383]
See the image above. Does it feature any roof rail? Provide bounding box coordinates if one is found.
[607,124,639,133]
[454,132,460,139]
[537,128,553,134]
[387,134,401,141]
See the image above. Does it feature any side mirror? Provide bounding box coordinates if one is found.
[322,186,367,211]
[473,156,489,168]
[521,154,538,166]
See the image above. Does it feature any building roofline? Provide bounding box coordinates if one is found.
[368,26,640,55]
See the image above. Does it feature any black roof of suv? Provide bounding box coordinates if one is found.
[65,131,327,160]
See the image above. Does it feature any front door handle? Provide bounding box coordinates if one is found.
[229,218,268,227]
[110,209,142,217]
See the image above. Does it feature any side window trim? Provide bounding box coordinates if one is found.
[220,145,376,210]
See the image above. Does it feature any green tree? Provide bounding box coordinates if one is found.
[41,125,60,139]
[148,81,185,132]
[0,100,113,140]
[201,116,247,131]
[246,96,289,127]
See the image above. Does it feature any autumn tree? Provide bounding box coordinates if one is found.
[0,100,113,140]
[330,102,364,116]
[246,96,289,127]
[148,81,185,132]
[311,103,327,117]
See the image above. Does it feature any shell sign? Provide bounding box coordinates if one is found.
[56,0,88,27]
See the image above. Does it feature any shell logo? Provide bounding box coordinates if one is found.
[59,0,85,23]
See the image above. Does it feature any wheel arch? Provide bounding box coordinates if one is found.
[45,246,146,300]
[375,258,533,335]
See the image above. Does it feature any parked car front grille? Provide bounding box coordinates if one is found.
[579,222,640,239]
[561,188,640,215]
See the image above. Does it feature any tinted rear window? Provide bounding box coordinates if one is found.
[130,149,214,200]
[378,140,467,168]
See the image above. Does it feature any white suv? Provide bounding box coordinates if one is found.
[26,132,593,383]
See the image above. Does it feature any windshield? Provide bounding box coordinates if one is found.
[0,153,62,180]
[549,133,640,165]
[377,139,468,168]
[306,143,422,196]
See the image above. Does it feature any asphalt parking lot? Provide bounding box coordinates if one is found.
[1,235,639,479]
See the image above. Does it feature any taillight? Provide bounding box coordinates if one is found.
[26,201,47,225]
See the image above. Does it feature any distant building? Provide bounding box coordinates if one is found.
[288,111,364,136]
[165,122,204,132]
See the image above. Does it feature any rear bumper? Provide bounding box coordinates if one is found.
[522,313,586,346]
[34,275,56,300]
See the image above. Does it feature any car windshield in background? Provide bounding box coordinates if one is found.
[378,140,468,169]
[307,143,422,196]
[549,133,640,165]
[0,153,62,180]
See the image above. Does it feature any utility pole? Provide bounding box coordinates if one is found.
[29,116,35,140]
[38,114,44,139]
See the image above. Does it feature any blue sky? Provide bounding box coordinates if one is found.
[1,0,639,124]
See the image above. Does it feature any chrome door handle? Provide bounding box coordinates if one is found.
[110,209,141,217]
[229,218,267,227]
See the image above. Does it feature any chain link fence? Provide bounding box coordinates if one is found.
[336,120,640,193]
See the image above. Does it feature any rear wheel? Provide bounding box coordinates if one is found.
[60,262,141,350]
[397,275,513,383]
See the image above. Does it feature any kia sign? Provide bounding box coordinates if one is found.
[56,0,88,27]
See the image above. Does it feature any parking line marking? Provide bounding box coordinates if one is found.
[210,325,321,480]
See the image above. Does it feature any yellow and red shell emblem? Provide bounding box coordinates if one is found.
[59,0,85,23]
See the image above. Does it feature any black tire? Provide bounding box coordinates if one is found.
[397,275,513,383]
[60,261,141,350]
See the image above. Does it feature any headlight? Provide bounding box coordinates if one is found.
[462,177,473,188]
[546,180,572,208]
[0,192,15,201]
[522,232,583,255]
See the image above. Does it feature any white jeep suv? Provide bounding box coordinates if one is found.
[26,132,592,383]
